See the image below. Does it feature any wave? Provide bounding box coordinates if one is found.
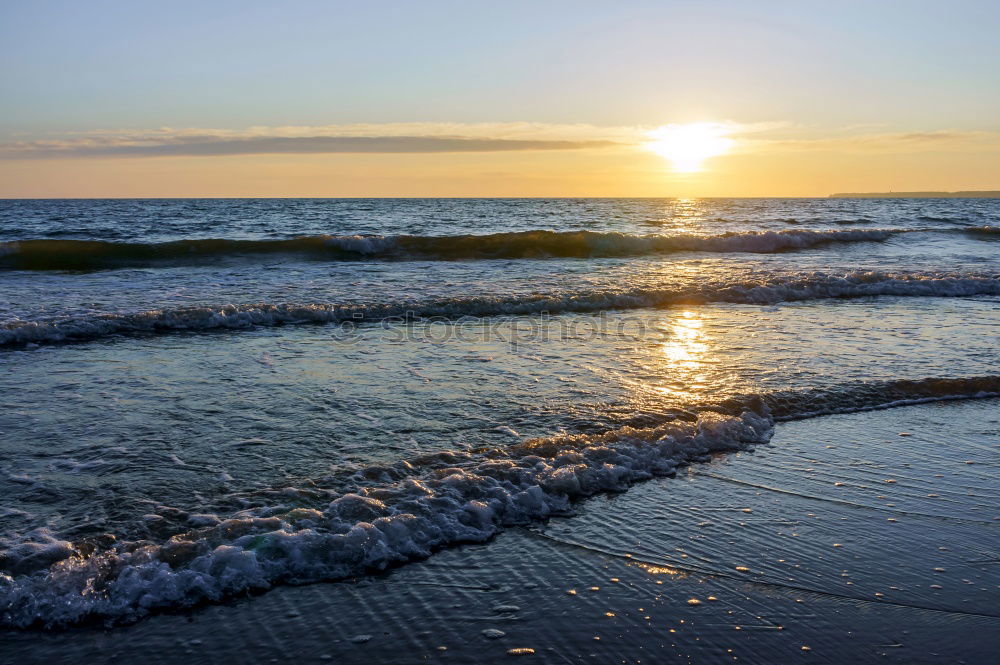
[2,271,998,347]
[0,228,904,269]
[713,376,1000,421]
[918,215,963,223]
[1,375,995,628]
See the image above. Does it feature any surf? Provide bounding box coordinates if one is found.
[1,375,995,628]
[2,270,997,347]
[0,228,912,270]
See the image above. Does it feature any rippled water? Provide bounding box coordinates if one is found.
[0,197,997,628]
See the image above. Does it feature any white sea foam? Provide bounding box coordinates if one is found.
[0,410,772,627]
[323,234,397,254]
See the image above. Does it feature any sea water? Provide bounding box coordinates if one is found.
[0,197,997,626]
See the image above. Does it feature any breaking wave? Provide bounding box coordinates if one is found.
[0,228,907,269]
[1,375,996,628]
[2,270,998,347]
[965,225,1000,237]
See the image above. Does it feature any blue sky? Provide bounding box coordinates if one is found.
[3,0,998,136]
[1,1,998,196]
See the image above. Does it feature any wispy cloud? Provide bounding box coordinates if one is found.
[0,123,637,158]
[745,129,1000,153]
[2,122,997,159]
[3,135,619,158]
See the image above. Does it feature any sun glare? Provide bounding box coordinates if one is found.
[644,123,734,173]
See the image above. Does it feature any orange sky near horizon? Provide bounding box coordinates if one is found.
[3,138,997,198]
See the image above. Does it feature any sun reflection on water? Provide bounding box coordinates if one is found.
[654,310,711,398]
[670,198,706,227]
[653,198,709,232]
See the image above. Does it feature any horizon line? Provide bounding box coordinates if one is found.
[3,194,1000,201]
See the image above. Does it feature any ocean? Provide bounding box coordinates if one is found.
[0,198,998,655]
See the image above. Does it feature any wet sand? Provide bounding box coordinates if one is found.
[3,398,998,664]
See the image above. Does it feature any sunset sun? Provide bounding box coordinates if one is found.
[644,122,735,172]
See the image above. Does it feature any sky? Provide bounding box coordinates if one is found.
[1,0,998,197]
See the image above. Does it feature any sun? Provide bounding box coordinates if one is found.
[644,122,734,173]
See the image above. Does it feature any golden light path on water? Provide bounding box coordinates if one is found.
[655,310,711,399]
[611,305,723,409]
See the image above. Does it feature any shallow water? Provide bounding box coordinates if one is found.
[3,399,997,664]
[0,198,997,629]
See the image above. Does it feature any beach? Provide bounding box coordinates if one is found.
[3,398,997,664]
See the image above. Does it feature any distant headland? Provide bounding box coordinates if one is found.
[829,191,1000,198]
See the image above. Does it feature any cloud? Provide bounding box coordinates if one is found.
[3,135,618,158]
[744,129,1000,154]
[0,123,637,159]
[3,122,997,159]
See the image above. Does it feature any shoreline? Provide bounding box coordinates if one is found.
[4,397,997,664]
